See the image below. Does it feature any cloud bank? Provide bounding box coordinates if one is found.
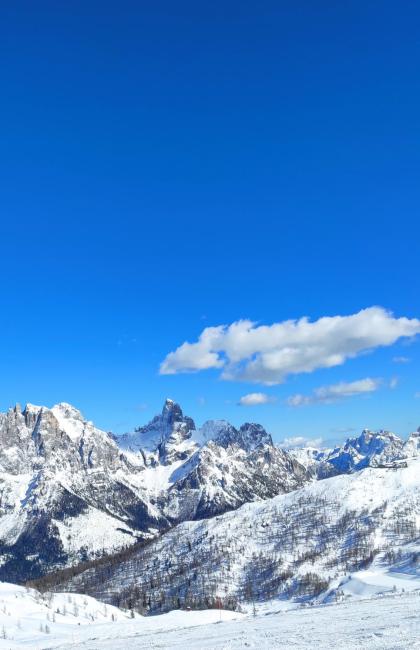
[160,307,420,385]
[286,377,381,407]
[280,436,324,449]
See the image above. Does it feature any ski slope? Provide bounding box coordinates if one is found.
[0,582,419,649]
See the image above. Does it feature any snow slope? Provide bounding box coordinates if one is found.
[62,455,420,614]
[0,582,419,649]
[0,582,241,649]
[62,592,420,650]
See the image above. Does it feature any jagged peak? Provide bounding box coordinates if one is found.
[350,428,404,452]
[20,402,85,422]
[161,398,186,423]
[23,403,43,414]
[51,402,85,421]
[238,422,273,450]
[359,428,400,439]
[194,420,236,447]
[119,399,196,454]
[198,420,273,451]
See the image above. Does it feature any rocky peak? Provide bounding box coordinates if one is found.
[194,420,273,452]
[238,423,273,451]
[403,428,420,457]
[320,428,405,474]
[52,402,85,422]
[23,403,43,428]
[160,399,195,436]
[354,429,404,465]
[161,398,182,423]
[194,420,236,447]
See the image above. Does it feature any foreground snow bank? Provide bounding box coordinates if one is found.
[0,582,242,649]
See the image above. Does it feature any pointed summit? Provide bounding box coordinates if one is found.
[161,398,184,424]
[118,399,196,455]
[160,398,195,433]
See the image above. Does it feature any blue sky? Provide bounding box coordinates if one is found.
[1,2,419,445]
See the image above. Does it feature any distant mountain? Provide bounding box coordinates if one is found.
[289,427,420,477]
[0,399,307,582]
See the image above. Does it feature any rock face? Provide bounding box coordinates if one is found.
[0,399,307,583]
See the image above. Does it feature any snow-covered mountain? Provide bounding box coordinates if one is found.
[119,400,307,522]
[59,453,420,615]
[118,399,197,462]
[1,395,418,591]
[290,427,420,477]
[0,402,166,583]
[0,399,307,583]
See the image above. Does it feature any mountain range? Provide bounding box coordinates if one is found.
[0,398,418,589]
[0,399,306,582]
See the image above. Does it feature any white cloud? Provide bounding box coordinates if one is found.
[389,377,399,389]
[160,326,225,375]
[286,394,313,407]
[286,377,381,407]
[159,307,420,385]
[238,392,276,406]
[280,436,324,449]
[393,356,410,364]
